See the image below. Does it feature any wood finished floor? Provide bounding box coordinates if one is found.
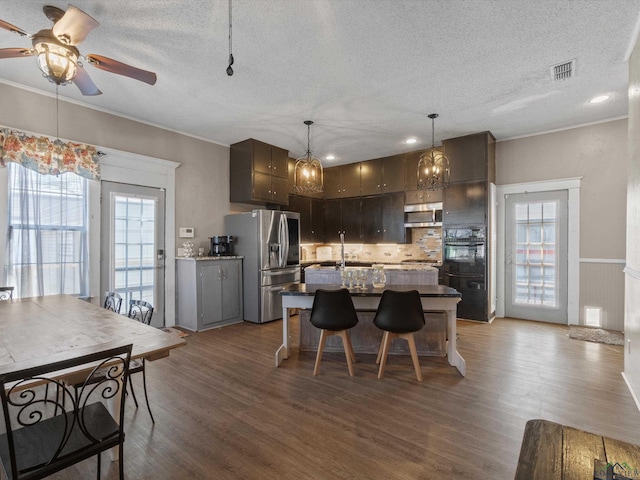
[49,317,640,479]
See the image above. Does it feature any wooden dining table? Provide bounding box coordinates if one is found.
[0,295,185,373]
[0,295,186,460]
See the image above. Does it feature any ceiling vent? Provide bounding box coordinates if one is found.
[550,59,576,81]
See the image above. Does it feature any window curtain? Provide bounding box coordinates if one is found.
[5,162,89,299]
[0,127,101,180]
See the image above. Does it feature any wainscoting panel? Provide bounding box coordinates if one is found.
[579,260,625,331]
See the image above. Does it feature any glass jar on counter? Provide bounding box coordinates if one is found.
[371,264,386,288]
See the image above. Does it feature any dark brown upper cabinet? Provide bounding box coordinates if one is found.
[288,194,324,243]
[360,193,405,243]
[230,138,289,205]
[360,155,405,196]
[405,189,443,204]
[442,132,496,184]
[323,163,361,199]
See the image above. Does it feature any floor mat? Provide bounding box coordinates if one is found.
[568,326,623,346]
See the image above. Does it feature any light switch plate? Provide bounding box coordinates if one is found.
[179,227,194,238]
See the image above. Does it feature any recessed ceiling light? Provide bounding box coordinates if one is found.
[325,154,335,160]
[590,95,610,104]
[405,138,418,144]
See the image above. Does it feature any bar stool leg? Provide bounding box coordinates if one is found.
[337,330,355,377]
[377,331,393,379]
[404,333,422,382]
[314,329,328,376]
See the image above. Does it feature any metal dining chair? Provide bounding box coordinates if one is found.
[373,289,426,381]
[103,291,123,313]
[126,299,155,422]
[309,288,359,376]
[0,287,14,301]
[0,344,132,480]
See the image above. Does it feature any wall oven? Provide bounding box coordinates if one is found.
[443,226,488,321]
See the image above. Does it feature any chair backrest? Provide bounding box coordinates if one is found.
[373,290,425,333]
[309,288,359,331]
[0,344,132,480]
[128,299,154,325]
[103,292,123,313]
[0,287,14,301]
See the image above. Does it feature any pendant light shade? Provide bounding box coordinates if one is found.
[417,113,450,190]
[294,120,324,194]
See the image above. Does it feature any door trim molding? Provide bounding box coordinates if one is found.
[89,148,180,326]
[496,177,581,324]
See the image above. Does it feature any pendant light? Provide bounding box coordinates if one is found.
[417,113,450,190]
[294,120,324,194]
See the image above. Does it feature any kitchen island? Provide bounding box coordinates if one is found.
[277,281,465,376]
[301,264,446,356]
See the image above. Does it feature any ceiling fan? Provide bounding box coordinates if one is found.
[0,4,157,96]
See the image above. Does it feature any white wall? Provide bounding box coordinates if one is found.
[624,35,640,410]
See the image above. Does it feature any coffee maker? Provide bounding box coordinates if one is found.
[209,236,234,256]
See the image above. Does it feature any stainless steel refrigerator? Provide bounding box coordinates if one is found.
[224,210,301,323]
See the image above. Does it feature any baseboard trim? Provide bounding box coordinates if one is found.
[622,372,640,414]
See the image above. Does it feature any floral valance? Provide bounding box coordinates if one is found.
[0,128,101,180]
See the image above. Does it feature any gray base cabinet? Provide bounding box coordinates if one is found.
[176,258,244,331]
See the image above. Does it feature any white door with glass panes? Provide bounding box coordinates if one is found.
[101,182,165,326]
[505,190,568,324]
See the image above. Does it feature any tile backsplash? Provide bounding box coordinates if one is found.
[301,226,442,264]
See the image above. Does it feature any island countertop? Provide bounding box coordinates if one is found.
[280,283,460,297]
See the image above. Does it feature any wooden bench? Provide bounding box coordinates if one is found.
[515,419,640,479]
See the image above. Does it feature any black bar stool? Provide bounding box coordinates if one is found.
[373,289,425,381]
[309,288,359,376]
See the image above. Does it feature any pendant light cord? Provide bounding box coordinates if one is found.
[307,123,311,155]
[431,116,435,148]
[226,0,234,75]
[55,84,59,141]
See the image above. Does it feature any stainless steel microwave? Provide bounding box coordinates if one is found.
[404,202,443,227]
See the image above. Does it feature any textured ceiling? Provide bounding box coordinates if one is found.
[1,1,639,165]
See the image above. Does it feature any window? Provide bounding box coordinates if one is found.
[5,163,89,298]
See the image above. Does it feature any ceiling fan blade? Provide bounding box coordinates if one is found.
[0,19,30,37]
[52,5,99,46]
[0,47,34,59]
[86,54,157,85]
[73,65,102,96]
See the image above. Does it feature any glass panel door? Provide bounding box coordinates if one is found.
[101,182,165,326]
[505,190,567,323]
[113,194,157,307]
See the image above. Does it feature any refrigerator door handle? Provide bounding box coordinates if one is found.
[277,214,286,268]
[280,213,290,267]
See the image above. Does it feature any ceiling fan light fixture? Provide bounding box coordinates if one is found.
[294,120,324,194]
[417,113,450,191]
[33,33,78,85]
